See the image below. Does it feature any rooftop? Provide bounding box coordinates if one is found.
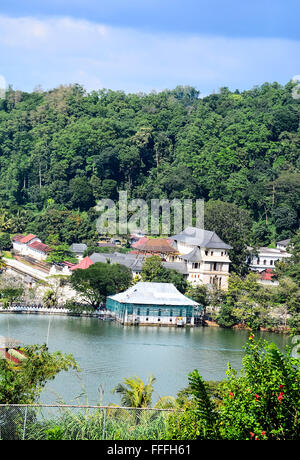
[179,246,202,262]
[70,256,93,270]
[108,282,199,306]
[170,227,232,250]
[29,241,52,253]
[276,239,291,246]
[13,234,38,244]
[135,238,177,253]
[69,243,88,253]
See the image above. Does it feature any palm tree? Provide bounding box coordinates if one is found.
[0,209,12,232]
[112,375,177,409]
[110,375,177,431]
[112,375,156,408]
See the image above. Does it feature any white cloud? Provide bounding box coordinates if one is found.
[0,14,299,93]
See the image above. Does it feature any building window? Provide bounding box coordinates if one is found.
[205,250,208,256]
[146,318,149,321]
[158,309,161,317]
[211,251,214,256]
[270,260,273,265]
[158,318,161,322]
[264,260,267,265]
[221,252,223,256]
[257,258,260,264]
[213,263,217,271]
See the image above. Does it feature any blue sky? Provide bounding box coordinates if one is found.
[0,1,299,94]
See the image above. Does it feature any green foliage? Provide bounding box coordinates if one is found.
[140,255,187,293]
[45,426,64,441]
[42,289,58,308]
[25,407,169,440]
[0,344,78,404]
[275,230,300,284]
[112,375,156,408]
[0,83,299,245]
[185,284,209,312]
[204,200,252,275]
[46,244,78,264]
[218,336,300,440]
[70,262,132,308]
[0,232,12,251]
[167,337,300,440]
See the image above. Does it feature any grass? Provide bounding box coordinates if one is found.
[23,407,170,440]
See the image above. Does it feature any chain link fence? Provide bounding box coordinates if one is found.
[0,404,177,440]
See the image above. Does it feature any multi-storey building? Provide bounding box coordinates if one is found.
[248,245,291,273]
[169,227,232,289]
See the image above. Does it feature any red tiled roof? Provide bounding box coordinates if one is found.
[12,235,24,242]
[70,256,93,271]
[135,238,177,253]
[260,268,274,281]
[132,237,148,248]
[19,234,37,244]
[28,241,52,253]
[62,261,76,268]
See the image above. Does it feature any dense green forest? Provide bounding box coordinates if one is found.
[0,81,299,247]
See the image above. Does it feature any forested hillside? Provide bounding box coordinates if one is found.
[0,81,299,247]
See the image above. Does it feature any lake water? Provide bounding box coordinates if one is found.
[0,314,291,405]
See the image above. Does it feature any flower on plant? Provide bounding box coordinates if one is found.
[229,391,234,398]
[261,431,266,436]
[277,392,284,402]
[249,334,254,341]
[255,394,260,400]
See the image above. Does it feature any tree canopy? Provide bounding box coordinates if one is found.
[70,262,132,308]
[0,82,299,251]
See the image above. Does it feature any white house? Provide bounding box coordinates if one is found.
[169,227,232,289]
[12,234,40,253]
[248,246,291,273]
[276,239,291,251]
[12,234,51,261]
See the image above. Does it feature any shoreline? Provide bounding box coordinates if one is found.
[0,308,292,334]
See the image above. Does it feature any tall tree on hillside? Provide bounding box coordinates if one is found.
[204,200,253,276]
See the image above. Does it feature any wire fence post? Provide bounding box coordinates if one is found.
[102,408,107,440]
[22,406,28,440]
